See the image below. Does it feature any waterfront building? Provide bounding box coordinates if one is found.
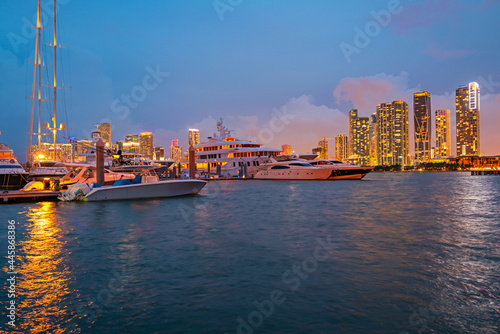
[369,113,378,166]
[435,109,451,158]
[315,139,328,159]
[61,143,73,162]
[97,123,112,147]
[139,132,154,159]
[282,144,292,155]
[335,134,349,162]
[414,91,432,162]
[170,139,182,163]
[155,146,165,160]
[188,129,200,148]
[376,101,410,166]
[456,82,480,156]
[348,109,370,166]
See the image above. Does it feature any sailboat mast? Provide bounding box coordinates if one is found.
[53,0,57,161]
[37,0,42,151]
[28,0,41,165]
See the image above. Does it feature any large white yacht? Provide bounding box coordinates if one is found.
[0,143,29,189]
[183,118,282,178]
[308,159,373,180]
[254,158,331,180]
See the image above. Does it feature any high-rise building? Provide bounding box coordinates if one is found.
[170,138,182,163]
[139,132,154,159]
[435,109,451,158]
[316,139,328,159]
[282,144,292,155]
[335,134,349,162]
[369,113,378,166]
[376,101,410,166]
[348,109,370,166]
[188,129,200,148]
[97,123,112,147]
[414,91,432,162]
[456,82,480,156]
[122,134,140,152]
[154,146,165,160]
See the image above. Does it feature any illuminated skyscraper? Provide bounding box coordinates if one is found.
[188,129,200,147]
[317,139,328,159]
[348,109,370,166]
[170,138,182,163]
[456,82,480,156]
[97,123,112,147]
[368,113,378,166]
[335,134,349,162]
[139,132,154,159]
[435,109,451,158]
[282,144,292,155]
[154,146,165,160]
[376,101,410,166]
[414,91,431,162]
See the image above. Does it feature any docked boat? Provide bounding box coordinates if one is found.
[28,160,68,181]
[308,159,373,180]
[253,158,331,180]
[183,118,282,178]
[0,144,29,190]
[59,164,135,188]
[59,175,207,202]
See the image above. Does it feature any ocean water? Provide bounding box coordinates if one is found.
[1,172,499,334]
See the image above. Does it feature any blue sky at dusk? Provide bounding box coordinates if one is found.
[1,0,499,161]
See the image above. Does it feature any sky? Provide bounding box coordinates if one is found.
[1,0,499,161]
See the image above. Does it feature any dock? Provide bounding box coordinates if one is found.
[0,190,61,204]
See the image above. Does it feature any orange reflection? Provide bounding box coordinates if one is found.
[15,202,75,333]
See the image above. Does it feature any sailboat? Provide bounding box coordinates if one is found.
[27,0,70,179]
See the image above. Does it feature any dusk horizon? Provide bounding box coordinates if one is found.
[1,0,499,160]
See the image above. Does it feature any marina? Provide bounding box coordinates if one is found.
[1,172,499,333]
[0,1,499,333]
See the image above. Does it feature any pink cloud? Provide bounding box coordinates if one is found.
[333,72,412,115]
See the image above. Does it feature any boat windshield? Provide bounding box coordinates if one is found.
[289,162,313,167]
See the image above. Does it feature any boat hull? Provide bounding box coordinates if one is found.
[327,167,373,180]
[84,179,207,201]
[254,168,331,180]
[0,173,29,190]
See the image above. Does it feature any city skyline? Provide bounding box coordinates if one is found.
[0,1,499,161]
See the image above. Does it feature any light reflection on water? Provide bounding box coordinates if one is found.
[0,172,498,333]
[14,202,76,333]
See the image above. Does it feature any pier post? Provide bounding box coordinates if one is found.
[96,138,105,186]
[189,145,196,179]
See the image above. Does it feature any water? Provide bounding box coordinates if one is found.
[1,172,499,333]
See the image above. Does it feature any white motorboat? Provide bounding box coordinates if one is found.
[0,143,29,189]
[182,118,282,178]
[308,159,373,180]
[59,176,207,202]
[253,159,331,180]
